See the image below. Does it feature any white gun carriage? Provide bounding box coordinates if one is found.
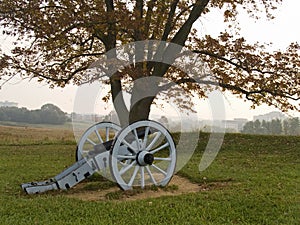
[21,120,176,194]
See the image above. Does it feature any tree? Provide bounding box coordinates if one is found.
[282,119,289,135]
[261,120,269,134]
[0,104,67,124]
[253,119,262,134]
[283,117,300,135]
[242,121,254,134]
[40,103,67,124]
[0,1,299,125]
[0,106,30,122]
[289,117,300,135]
[269,119,282,135]
[242,118,300,136]
[158,116,169,128]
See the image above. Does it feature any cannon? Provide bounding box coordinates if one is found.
[21,120,176,194]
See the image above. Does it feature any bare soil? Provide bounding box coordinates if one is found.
[66,175,232,202]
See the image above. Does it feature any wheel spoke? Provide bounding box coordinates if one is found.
[122,140,137,152]
[150,142,169,154]
[119,161,136,176]
[128,165,140,187]
[94,130,103,143]
[87,138,96,145]
[146,166,157,185]
[117,155,136,160]
[154,157,171,161]
[151,164,167,176]
[133,128,140,151]
[106,127,110,142]
[142,126,150,149]
[140,167,145,188]
[146,131,162,151]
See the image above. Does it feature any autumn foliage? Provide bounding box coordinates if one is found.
[0,0,299,123]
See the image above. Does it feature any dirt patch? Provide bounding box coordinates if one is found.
[66,175,233,202]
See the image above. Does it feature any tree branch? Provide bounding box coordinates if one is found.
[171,4,195,31]
[160,78,300,102]
[171,0,209,46]
[49,52,106,68]
[13,64,89,84]
[151,0,209,78]
[192,50,275,75]
[161,0,180,41]
[144,0,157,38]
[133,0,144,40]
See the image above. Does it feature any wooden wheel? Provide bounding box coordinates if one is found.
[76,122,121,161]
[110,120,176,190]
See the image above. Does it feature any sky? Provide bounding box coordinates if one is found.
[0,0,299,121]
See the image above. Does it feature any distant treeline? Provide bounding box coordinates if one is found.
[0,104,68,125]
[242,118,300,136]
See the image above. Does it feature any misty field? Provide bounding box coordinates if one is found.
[0,124,299,224]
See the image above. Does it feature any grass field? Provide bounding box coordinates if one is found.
[0,125,299,224]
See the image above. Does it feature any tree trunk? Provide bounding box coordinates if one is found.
[129,96,155,124]
[128,77,159,124]
[110,76,129,127]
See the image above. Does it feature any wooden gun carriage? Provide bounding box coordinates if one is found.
[21,120,176,194]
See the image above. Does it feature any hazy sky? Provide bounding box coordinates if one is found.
[0,0,299,120]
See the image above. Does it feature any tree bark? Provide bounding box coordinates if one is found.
[110,75,130,126]
[103,0,130,127]
[128,78,159,124]
[129,96,155,124]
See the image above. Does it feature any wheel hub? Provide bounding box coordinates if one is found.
[137,151,154,166]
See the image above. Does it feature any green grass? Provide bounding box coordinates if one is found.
[0,125,299,224]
